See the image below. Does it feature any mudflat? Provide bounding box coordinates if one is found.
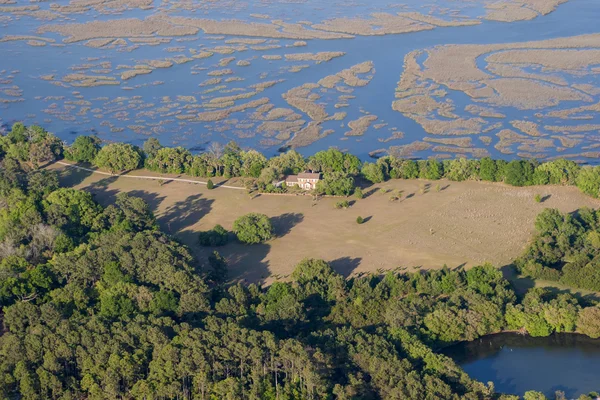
[51,163,600,284]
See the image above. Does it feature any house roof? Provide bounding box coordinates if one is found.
[285,175,298,183]
[298,172,321,179]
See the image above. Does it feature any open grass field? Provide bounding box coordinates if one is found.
[50,162,600,287]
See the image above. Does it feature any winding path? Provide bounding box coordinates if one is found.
[56,161,247,190]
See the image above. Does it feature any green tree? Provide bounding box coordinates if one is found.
[233,213,273,244]
[308,149,361,175]
[576,166,600,198]
[149,290,178,316]
[577,307,600,338]
[504,160,536,187]
[361,162,385,183]
[316,172,354,196]
[418,159,443,180]
[143,137,162,159]
[479,157,498,181]
[241,150,267,178]
[94,143,141,173]
[146,147,192,174]
[354,187,364,199]
[523,391,547,400]
[208,251,228,284]
[207,179,215,190]
[114,192,157,231]
[198,224,228,246]
[66,135,100,163]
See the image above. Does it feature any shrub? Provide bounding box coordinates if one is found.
[356,216,364,224]
[207,179,215,190]
[335,200,350,209]
[233,213,273,244]
[534,194,542,203]
[198,224,229,246]
[354,187,364,199]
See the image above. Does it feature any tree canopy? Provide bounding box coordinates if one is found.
[232,213,274,244]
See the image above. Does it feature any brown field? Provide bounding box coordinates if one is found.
[50,163,600,287]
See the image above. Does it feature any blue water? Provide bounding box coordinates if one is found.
[0,0,599,160]
[443,333,600,398]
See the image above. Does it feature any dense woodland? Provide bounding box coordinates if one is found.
[1,124,600,399]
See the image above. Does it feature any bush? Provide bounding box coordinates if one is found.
[207,179,214,190]
[233,213,273,244]
[354,187,363,199]
[335,200,350,209]
[198,224,229,246]
[356,216,364,224]
[534,194,542,203]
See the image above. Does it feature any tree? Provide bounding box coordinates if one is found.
[576,166,600,198]
[523,391,547,400]
[241,150,267,178]
[356,216,364,224]
[445,158,477,182]
[44,188,101,235]
[504,160,535,187]
[577,307,600,338]
[146,147,192,174]
[361,162,385,183]
[94,143,141,173]
[268,150,306,175]
[27,170,59,198]
[308,149,361,175]
[316,172,354,196]
[208,251,228,284]
[198,224,229,246]
[233,213,273,244]
[114,192,157,231]
[418,159,443,180]
[143,137,162,159]
[479,157,498,181]
[354,187,364,199]
[207,179,215,190]
[66,136,100,163]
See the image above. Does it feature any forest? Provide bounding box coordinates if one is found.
[0,124,599,399]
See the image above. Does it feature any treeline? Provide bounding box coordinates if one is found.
[1,124,600,399]
[516,207,600,292]
[362,156,600,197]
[5,122,600,199]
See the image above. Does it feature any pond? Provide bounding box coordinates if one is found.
[442,333,600,398]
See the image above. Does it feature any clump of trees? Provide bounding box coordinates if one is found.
[232,212,273,244]
[515,207,600,294]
